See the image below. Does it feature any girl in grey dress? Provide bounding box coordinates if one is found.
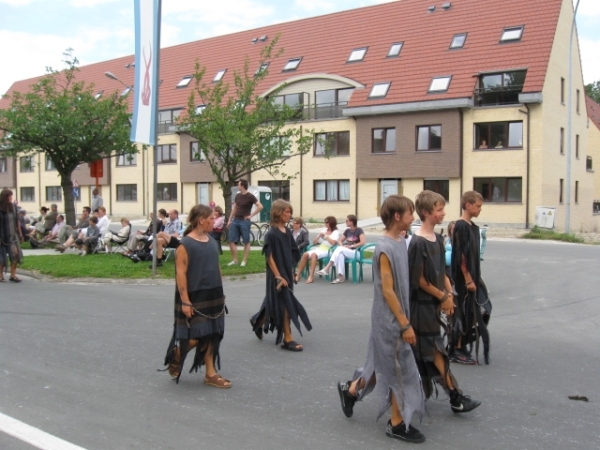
[337,195,426,444]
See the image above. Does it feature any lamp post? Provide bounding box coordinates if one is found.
[565,0,581,233]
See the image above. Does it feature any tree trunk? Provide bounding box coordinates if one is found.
[60,174,76,226]
[222,180,237,221]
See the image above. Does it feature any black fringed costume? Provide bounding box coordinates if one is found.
[250,227,312,344]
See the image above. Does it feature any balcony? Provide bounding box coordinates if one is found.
[474,85,524,107]
[301,102,349,120]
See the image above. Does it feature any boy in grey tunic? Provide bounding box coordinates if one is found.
[337,195,426,444]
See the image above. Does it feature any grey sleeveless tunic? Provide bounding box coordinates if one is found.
[353,235,425,426]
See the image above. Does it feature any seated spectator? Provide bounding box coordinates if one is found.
[149,209,181,267]
[208,205,225,254]
[74,216,100,256]
[18,209,31,242]
[31,206,49,237]
[32,214,65,247]
[122,210,166,257]
[39,203,58,237]
[104,217,131,252]
[292,216,309,253]
[317,214,365,284]
[56,207,98,253]
[57,206,91,245]
[95,206,110,236]
[479,140,488,149]
[295,216,340,284]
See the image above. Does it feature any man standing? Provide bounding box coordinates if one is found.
[449,190,484,365]
[91,188,103,213]
[227,179,262,267]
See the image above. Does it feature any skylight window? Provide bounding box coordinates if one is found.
[213,69,226,82]
[121,87,131,97]
[450,33,467,49]
[347,47,367,62]
[94,90,103,99]
[369,82,391,98]
[429,76,452,92]
[195,104,207,115]
[283,58,302,71]
[255,63,269,76]
[387,42,403,57]
[500,26,524,42]
[177,76,192,88]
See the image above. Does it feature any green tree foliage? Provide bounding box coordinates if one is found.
[0,50,137,225]
[585,81,600,104]
[177,35,316,217]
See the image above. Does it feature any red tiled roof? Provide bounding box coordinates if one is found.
[586,95,600,131]
[1,0,564,111]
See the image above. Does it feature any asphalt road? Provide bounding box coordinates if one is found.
[1,239,599,450]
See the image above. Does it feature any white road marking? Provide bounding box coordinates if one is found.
[0,412,87,450]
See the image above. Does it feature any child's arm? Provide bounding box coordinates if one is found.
[461,256,476,292]
[267,253,288,288]
[379,253,415,345]
[417,271,455,315]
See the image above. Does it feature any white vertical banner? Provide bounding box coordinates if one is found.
[131,0,161,145]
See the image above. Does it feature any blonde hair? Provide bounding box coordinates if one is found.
[415,190,445,221]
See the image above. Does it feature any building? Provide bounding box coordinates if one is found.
[1,0,598,230]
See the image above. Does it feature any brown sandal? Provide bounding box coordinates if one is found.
[204,373,232,389]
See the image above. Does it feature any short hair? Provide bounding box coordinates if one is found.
[51,203,58,209]
[239,179,249,190]
[380,195,414,230]
[40,207,49,212]
[214,205,223,216]
[121,217,130,224]
[83,206,91,214]
[270,199,293,226]
[89,216,99,224]
[294,216,304,226]
[460,191,484,210]
[324,216,337,230]
[158,208,167,217]
[415,190,445,221]
[57,214,64,220]
[346,214,358,227]
[97,206,106,214]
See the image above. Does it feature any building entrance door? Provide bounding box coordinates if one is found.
[380,179,398,204]
[197,183,209,206]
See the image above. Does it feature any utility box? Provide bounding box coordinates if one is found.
[230,185,272,222]
[534,206,556,229]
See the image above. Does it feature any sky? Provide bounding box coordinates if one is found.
[0,0,599,96]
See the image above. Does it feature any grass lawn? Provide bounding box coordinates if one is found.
[20,251,267,280]
[521,226,584,243]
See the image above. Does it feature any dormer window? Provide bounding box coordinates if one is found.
[177,76,192,88]
[94,90,103,99]
[387,42,403,57]
[500,26,524,42]
[283,58,302,71]
[195,104,207,115]
[450,33,467,49]
[369,82,391,98]
[347,47,367,62]
[255,63,269,76]
[429,76,452,92]
[213,70,226,82]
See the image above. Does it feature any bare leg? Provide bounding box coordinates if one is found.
[203,341,231,387]
[0,264,4,280]
[295,253,309,281]
[282,309,302,349]
[229,242,238,263]
[307,254,318,282]
[242,242,251,264]
[433,349,455,390]
[10,262,17,279]
[390,391,405,427]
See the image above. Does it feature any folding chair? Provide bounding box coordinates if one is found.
[106,226,131,254]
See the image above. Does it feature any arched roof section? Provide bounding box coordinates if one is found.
[261,73,364,97]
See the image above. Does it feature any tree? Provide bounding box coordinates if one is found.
[0,50,137,225]
[177,35,316,217]
[585,81,600,104]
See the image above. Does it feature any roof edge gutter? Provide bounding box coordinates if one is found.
[343,98,474,116]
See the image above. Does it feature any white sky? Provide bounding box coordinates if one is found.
[0,0,598,96]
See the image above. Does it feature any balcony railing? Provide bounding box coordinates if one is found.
[474,85,524,107]
[301,102,349,120]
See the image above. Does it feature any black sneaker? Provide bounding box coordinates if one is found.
[385,420,426,443]
[337,380,357,418]
[449,349,476,365]
[450,390,481,413]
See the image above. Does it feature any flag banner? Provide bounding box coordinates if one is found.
[131,0,161,145]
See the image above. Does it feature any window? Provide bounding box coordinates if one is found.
[195,104,207,115]
[474,121,523,149]
[117,184,137,201]
[283,58,302,71]
[213,70,226,82]
[46,186,62,202]
[158,108,182,133]
[176,76,192,88]
[450,33,467,49]
[314,180,350,202]
[474,177,522,203]
[272,93,304,119]
[559,178,564,203]
[387,42,403,57]
[576,134,579,159]
[121,86,131,97]
[314,88,353,119]
[424,180,449,201]
[156,144,177,164]
[417,125,442,151]
[500,26,524,42]
[576,89,580,113]
[157,183,177,201]
[0,157,6,172]
[372,128,396,153]
[587,156,593,171]
[561,77,565,104]
[575,180,579,203]
[20,187,34,202]
[190,142,206,162]
[117,153,137,166]
[369,82,391,98]
[314,132,350,156]
[560,128,565,154]
[347,47,367,62]
[255,63,269,76]
[45,157,56,171]
[476,70,526,106]
[258,180,290,202]
[94,90,103,99]
[429,76,452,92]
[261,136,290,157]
[19,156,34,172]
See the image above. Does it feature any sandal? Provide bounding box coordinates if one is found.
[204,373,232,389]
[9,277,21,283]
[316,269,329,277]
[331,278,344,284]
[167,347,181,380]
[280,340,303,352]
[249,318,263,340]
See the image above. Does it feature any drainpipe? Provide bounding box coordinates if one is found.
[524,104,531,228]
[300,125,303,217]
[459,109,464,217]
[108,158,112,215]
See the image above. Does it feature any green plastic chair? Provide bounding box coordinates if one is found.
[330,247,362,283]
[301,244,336,281]
[358,243,376,282]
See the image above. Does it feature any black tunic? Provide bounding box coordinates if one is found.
[251,226,312,345]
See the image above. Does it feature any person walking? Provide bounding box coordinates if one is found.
[337,195,426,443]
[163,204,230,387]
[226,179,262,267]
[91,188,103,213]
[0,189,24,282]
[249,200,312,351]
